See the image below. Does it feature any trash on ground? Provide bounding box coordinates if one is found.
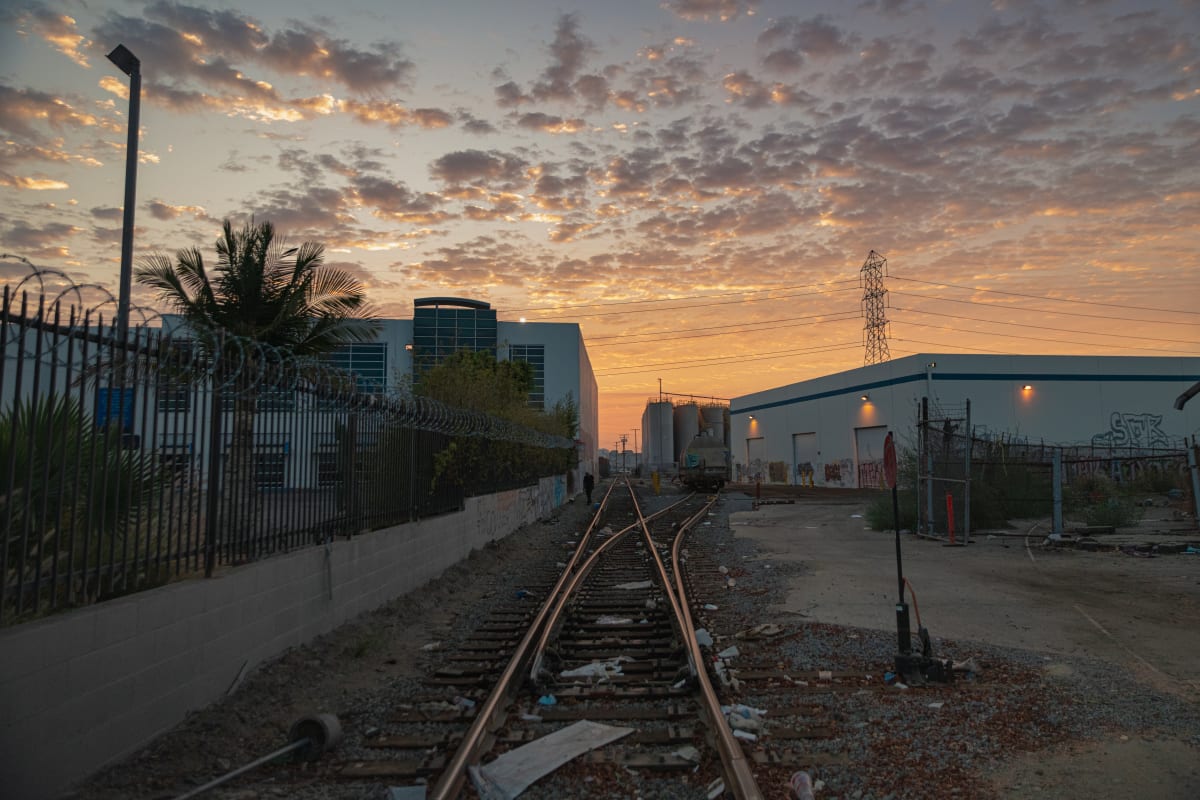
[850,514,863,518]
[537,694,557,706]
[732,729,758,742]
[717,645,740,659]
[928,701,945,709]
[818,670,832,680]
[703,603,719,611]
[674,745,701,763]
[707,778,726,799]
[726,578,737,589]
[718,565,729,575]
[789,770,816,800]
[468,720,634,800]
[515,589,533,599]
[694,628,714,647]
[722,703,767,734]
[615,580,653,590]
[387,786,427,800]
[420,642,441,651]
[595,615,632,625]
[520,713,542,722]
[560,657,632,680]
[736,623,784,639]
[453,696,476,709]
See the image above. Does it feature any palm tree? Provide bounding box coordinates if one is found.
[137,219,379,561]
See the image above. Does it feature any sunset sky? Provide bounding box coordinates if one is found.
[2,0,1198,449]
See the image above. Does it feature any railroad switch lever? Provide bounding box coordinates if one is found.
[173,713,342,800]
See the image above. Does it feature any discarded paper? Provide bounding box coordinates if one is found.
[468,720,634,800]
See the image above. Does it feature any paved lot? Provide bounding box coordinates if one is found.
[727,490,1200,797]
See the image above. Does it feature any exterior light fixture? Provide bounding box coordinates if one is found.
[927,362,936,368]
[404,343,414,351]
[861,394,870,401]
[748,415,755,420]
[519,317,527,323]
[1022,384,1033,391]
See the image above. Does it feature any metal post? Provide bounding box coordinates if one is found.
[963,398,971,545]
[107,45,141,340]
[923,397,934,534]
[1052,447,1064,536]
[1186,443,1200,526]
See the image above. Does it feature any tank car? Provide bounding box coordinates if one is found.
[678,432,730,491]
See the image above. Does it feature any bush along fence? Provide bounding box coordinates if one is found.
[868,397,1199,540]
[0,287,576,625]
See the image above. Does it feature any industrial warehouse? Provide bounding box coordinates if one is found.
[729,353,1200,489]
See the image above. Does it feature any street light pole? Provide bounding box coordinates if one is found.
[107,44,141,341]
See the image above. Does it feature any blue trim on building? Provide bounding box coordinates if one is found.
[733,372,1195,415]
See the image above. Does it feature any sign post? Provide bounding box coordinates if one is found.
[884,433,913,663]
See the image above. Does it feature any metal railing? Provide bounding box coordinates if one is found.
[0,286,575,625]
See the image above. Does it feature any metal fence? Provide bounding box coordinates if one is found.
[0,287,575,625]
[916,396,1196,541]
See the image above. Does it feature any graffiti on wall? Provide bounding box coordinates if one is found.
[823,458,855,487]
[858,460,884,489]
[768,461,788,483]
[1090,412,1171,448]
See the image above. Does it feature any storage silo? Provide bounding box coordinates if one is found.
[673,402,702,460]
[700,404,726,444]
[641,401,675,472]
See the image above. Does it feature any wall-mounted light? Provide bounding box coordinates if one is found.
[1022,384,1033,391]
[860,394,870,402]
[519,317,527,323]
[927,361,936,368]
[748,415,755,420]
[404,343,414,351]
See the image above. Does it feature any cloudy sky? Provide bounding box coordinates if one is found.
[2,0,1198,448]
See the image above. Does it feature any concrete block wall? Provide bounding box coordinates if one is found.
[0,475,567,799]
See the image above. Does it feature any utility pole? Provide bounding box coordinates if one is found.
[620,434,628,473]
[632,428,639,473]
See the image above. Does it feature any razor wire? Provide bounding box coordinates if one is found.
[1,260,574,450]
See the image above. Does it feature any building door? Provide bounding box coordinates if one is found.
[745,436,766,483]
[792,432,817,486]
[854,425,888,488]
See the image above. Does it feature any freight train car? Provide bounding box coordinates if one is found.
[678,432,730,491]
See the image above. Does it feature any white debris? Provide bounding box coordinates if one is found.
[615,580,653,590]
[717,645,740,659]
[560,657,632,680]
[595,615,632,625]
[694,628,714,647]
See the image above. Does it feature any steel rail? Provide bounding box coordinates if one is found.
[428,479,689,800]
[672,493,765,800]
[629,482,702,681]
[527,483,697,684]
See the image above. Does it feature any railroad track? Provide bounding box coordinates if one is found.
[333,479,769,798]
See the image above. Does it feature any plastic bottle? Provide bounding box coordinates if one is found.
[789,771,815,800]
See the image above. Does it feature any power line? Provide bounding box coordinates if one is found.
[890,289,1200,327]
[586,310,863,348]
[523,285,862,321]
[509,278,860,314]
[595,342,861,377]
[890,306,1200,346]
[894,318,1190,354]
[891,275,1200,317]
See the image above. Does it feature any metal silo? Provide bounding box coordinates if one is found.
[641,401,675,472]
[700,403,725,444]
[673,402,701,460]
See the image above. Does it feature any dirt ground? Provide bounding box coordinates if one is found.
[727,490,1200,798]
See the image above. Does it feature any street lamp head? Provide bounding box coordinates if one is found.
[107,44,140,77]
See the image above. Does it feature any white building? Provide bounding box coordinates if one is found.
[730,354,1200,487]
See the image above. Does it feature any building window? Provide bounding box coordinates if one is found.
[412,301,498,380]
[509,344,545,410]
[326,342,388,395]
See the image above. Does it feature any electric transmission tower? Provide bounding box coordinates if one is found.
[860,249,891,365]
